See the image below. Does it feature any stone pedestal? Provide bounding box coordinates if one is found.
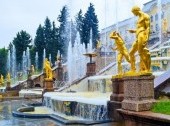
[122,75,155,112]
[108,77,124,121]
[110,78,124,102]
[56,67,63,81]
[42,79,54,102]
[44,79,54,91]
[86,62,96,76]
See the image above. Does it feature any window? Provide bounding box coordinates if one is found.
[151,25,153,31]
[150,15,153,22]
[156,24,159,31]
[161,12,164,18]
[155,14,158,21]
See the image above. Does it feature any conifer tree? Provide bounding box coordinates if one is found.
[58,6,69,61]
[51,21,59,65]
[34,24,45,70]
[75,9,84,44]
[82,3,99,48]
[44,17,53,60]
[13,30,32,69]
[0,48,8,76]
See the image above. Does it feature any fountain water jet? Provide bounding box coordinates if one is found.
[11,45,16,79]
[35,52,38,72]
[26,47,31,70]
[67,30,93,83]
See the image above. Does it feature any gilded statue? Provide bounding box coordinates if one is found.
[6,73,11,82]
[44,58,53,80]
[110,31,130,75]
[0,75,4,85]
[127,6,151,75]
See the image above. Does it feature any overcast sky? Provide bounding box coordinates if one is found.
[0,0,150,48]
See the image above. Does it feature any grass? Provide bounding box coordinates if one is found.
[152,100,170,115]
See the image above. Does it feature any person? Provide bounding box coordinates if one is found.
[127,6,151,75]
[110,31,130,75]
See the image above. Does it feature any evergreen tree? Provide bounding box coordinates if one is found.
[82,3,99,48]
[44,17,53,60]
[58,6,69,61]
[34,24,45,70]
[30,46,36,67]
[13,30,32,70]
[75,9,84,44]
[51,21,59,65]
[0,48,8,76]
[8,42,13,53]
[82,14,90,48]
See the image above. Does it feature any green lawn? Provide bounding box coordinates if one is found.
[152,100,170,115]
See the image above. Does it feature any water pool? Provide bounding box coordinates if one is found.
[0,100,124,126]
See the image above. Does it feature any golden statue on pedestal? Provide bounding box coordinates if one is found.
[110,6,152,77]
[110,31,130,76]
[127,6,151,76]
[44,58,53,80]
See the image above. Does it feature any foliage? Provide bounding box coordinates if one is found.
[75,10,84,44]
[30,46,36,67]
[58,5,69,61]
[34,24,45,70]
[44,17,53,60]
[81,3,99,48]
[51,21,59,65]
[12,30,32,70]
[4,4,99,73]
[0,48,8,76]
